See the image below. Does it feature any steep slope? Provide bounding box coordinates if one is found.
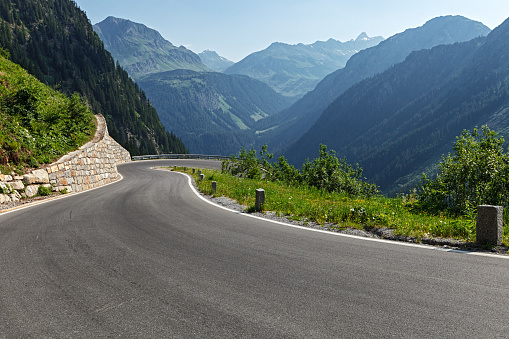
[0,53,95,169]
[137,70,294,155]
[261,15,491,151]
[0,0,187,155]
[286,17,509,194]
[198,50,234,72]
[224,33,383,98]
[94,17,210,80]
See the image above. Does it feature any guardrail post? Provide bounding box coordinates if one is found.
[477,205,503,246]
[255,188,265,212]
[212,181,217,193]
[200,174,205,181]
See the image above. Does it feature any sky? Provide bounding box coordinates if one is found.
[74,0,509,62]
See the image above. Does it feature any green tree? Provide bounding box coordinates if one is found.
[419,126,509,215]
[302,144,378,196]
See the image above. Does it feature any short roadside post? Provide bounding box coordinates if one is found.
[255,188,265,212]
[200,173,205,181]
[212,181,217,193]
[476,205,503,246]
[199,170,202,176]
[192,168,195,174]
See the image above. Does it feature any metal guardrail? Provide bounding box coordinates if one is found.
[131,154,233,161]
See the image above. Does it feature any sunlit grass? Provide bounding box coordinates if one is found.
[171,167,509,245]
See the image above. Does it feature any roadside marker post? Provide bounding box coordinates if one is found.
[477,205,503,246]
[255,189,265,212]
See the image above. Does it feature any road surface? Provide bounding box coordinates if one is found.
[0,159,508,338]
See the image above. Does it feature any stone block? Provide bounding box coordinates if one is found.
[10,180,25,191]
[0,182,12,194]
[477,205,503,245]
[24,169,49,184]
[25,185,39,198]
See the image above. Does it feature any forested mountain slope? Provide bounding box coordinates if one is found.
[0,0,187,155]
[286,17,509,194]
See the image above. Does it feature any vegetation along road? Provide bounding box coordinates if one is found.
[0,159,508,338]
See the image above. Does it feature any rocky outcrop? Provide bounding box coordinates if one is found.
[0,115,131,203]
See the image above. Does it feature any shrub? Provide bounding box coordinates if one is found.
[37,185,52,196]
[223,144,378,197]
[419,126,509,216]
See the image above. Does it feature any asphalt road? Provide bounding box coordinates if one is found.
[1,159,508,338]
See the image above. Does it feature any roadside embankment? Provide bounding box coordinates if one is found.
[0,115,130,204]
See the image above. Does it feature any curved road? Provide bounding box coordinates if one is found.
[0,160,508,338]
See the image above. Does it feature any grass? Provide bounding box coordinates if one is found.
[171,167,502,245]
[0,53,96,173]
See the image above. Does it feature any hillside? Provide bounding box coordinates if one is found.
[260,15,491,152]
[0,0,187,156]
[94,17,211,80]
[0,52,95,171]
[285,17,509,195]
[137,70,294,155]
[224,33,383,98]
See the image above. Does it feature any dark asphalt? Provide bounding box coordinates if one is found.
[0,159,508,338]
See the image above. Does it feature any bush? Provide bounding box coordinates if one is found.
[419,126,509,216]
[222,144,378,197]
[302,144,379,197]
[37,185,52,196]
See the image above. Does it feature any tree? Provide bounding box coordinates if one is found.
[419,126,509,215]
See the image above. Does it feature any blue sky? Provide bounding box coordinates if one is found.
[75,0,509,62]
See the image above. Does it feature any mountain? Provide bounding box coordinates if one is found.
[137,70,294,155]
[224,33,384,98]
[0,0,187,156]
[285,17,509,195]
[94,17,210,81]
[261,15,492,152]
[198,50,234,72]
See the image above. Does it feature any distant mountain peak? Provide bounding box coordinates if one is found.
[198,50,234,72]
[224,34,384,97]
[356,32,370,41]
[93,16,210,80]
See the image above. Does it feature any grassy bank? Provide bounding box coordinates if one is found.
[172,167,506,245]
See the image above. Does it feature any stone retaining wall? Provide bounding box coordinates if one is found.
[0,115,131,203]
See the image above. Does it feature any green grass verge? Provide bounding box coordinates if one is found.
[172,167,507,245]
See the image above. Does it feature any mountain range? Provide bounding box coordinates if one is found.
[224,33,384,98]
[94,17,210,81]
[0,0,187,155]
[260,15,492,153]
[95,16,295,155]
[285,17,509,194]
